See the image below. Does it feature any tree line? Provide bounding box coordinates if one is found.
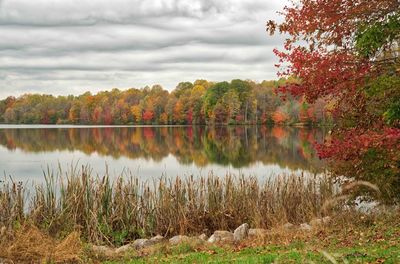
[0,79,332,125]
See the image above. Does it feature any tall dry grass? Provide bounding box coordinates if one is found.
[0,166,337,246]
[0,225,81,263]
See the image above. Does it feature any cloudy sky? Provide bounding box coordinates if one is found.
[0,0,287,99]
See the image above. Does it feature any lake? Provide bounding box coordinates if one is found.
[0,125,328,184]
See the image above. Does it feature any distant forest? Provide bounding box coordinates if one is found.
[0,78,332,125]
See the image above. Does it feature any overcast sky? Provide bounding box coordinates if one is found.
[0,0,287,99]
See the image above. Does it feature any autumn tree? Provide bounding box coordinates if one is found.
[0,79,330,126]
[131,105,142,123]
[203,81,230,123]
[189,83,206,124]
[268,0,400,200]
[222,90,241,123]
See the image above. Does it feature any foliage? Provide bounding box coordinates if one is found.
[105,216,400,264]
[267,0,400,200]
[0,79,332,126]
[0,168,336,246]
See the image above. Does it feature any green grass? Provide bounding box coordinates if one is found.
[100,215,400,264]
[102,239,400,263]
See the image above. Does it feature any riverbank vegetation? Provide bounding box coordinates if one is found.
[102,211,400,264]
[2,213,400,263]
[0,168,398,263]
[0,168,336,247]
[0,79,333,126]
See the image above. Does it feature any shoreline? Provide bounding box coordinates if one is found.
[0,123,333,129]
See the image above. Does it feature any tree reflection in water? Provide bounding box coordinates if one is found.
[0,126,328,172]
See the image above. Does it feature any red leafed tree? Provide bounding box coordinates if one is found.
[268,0,400,200]
[103,107,113,125]
[272,110,287,124]
[143,110,154,123]
[92,106,103,124]
[187,110,193,124]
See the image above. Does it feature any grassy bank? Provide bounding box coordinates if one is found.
[98,211,399,263]
[1,168,399,263]
[1,209,398,263]
[1,167,335,247]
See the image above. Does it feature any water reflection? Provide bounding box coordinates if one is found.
[0,126,327,173]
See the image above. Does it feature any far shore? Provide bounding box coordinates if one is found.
[0,123,332,128]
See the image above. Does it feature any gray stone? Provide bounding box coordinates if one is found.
[150,235,165,243]
[207,234,218,243]
[169,235,190,245]
[198,233,208,241]
[283,222,295,231]
[248,228,268,238]
[300,223,312,231]
[234,223,249,242]
[115,244,134,254]
[207,231,234,244]
[132,238,153,249]
[92,245,115,257]
[116,235,165,254]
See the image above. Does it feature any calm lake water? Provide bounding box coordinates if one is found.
[0,125,328,183]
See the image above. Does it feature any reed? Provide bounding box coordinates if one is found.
[0,166,336,246]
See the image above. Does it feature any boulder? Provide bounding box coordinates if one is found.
[169,235,190,245]
[116,235,165,254]
[92,245,115,257]
[198,233,208,241]
[115,235,165,254]
[299,223,312,231]
[248,228,268,238]
[132,238,153,250]
[150,235,165,243]
[234,223,249,242]
[115,244,134,254]
[207,231,234,244]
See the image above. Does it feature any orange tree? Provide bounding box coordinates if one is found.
[268,0,400,200]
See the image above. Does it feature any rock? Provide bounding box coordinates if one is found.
[207,234,217,243]
[283,222,295,231]
[234,223,249,242]
[132,238,153,250]
[116,235,165,254]
[115,244,134,254]
[169,235,190,245]
[207,231,234,244]
[150,235,165,243]
[248,228,268,238]
[92,245,115,257]
[299,223,312,231]
[198,233,208,241]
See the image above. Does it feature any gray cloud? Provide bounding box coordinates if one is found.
[0,0,287,99]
